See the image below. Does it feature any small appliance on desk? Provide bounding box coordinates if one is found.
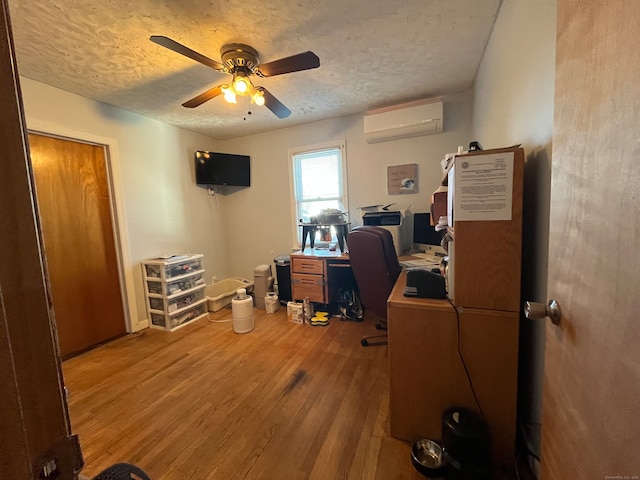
[362,209,403,226]
[403,268,446,299]
[300,209,350,252]
[314,208,346,224]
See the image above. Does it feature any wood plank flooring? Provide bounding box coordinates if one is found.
[63,306,423,479]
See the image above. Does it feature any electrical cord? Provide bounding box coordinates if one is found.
[518,422,542,462]
[514,440,540,480]
[515,448,522,480]
[526,448,541,463]
[514,422,541,479]
[447,297,486,423]
[207,313,232,323]
[207,188,222,280]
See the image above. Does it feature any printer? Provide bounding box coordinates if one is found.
[362,210,410,255]
[362,210,403,226]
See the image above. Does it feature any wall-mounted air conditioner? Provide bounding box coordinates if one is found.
[363,99,443,143]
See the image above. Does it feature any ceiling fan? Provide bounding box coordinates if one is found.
[150,36,320,118]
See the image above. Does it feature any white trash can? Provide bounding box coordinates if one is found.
[254,264,274,309]
[231,288,254,334]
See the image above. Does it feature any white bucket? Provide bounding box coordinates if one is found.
[265,292,279,313]
[231,288,254,334]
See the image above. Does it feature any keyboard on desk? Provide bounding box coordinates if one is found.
[400,259,441,269]
[399,253,443,269]
[412,252,445,260]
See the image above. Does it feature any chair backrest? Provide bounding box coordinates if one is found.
[346,226,402,319]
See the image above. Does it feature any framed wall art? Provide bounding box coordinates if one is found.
[387,163,418,194]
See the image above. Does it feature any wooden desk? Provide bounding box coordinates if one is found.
[387,270,519,470]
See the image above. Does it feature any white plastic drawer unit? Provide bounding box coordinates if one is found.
[142,254,207,331]
[147,285,206,313]
[143,254,204,281]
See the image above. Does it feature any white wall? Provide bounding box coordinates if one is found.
[20,78,228,331]
[472,0,556,471]
[19,77,474,332]
[217,90,474,280]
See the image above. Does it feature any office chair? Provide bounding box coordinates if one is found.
[346,226,402,346]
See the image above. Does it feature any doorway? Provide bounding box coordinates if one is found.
[29,133,127,358]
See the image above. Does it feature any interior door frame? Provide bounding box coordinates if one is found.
[28,121,143,333]
[1,0,83,475]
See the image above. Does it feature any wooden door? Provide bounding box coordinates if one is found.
[1,0,82,476]
[540,1,640,477]
[29,134,126,358]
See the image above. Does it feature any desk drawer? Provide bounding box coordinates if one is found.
[291,273,325,303]
[291,257,324,275]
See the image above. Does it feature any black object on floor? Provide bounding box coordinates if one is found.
[92,463,151,480]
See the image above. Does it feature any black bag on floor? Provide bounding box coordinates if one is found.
[337,288,364,322]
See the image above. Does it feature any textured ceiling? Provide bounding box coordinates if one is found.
[8,0,501,139]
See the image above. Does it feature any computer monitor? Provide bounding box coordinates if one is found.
[412,212,446,254]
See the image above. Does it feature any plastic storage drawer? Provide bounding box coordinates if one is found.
[146,273,204,295]
[144,255,204,280]
[150,301,207,331]
[148,285,206,313]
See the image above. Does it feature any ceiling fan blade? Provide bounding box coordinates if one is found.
[150,35,225,72]
[257,51,320,77]
[182,85,224,108]
[260,88,291,118]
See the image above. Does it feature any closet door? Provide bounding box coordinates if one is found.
[30,133,126,358]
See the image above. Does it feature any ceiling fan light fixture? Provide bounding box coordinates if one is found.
[221,85,237,104]
[232,71,252,95]
[251,88,265,106]
[151,36,319,117]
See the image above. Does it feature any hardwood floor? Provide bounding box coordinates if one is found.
[63,306,423,479]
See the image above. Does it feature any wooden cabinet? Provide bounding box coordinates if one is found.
[290,251,352,305]
[446,147,524,311]
[291,256,326,303]
[387,147,524,471]
[387,274,519,468]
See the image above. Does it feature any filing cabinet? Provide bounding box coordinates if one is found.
[291,255,327,303]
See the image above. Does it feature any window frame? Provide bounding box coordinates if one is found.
[288,140,348,249]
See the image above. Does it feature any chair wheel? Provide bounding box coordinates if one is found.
[361,338,369,346]
[375,323,385,330]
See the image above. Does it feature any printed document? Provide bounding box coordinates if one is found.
[454,152,514,221]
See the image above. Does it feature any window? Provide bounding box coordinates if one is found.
[289,140,348,246]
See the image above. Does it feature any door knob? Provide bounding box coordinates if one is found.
[524,299,561,325]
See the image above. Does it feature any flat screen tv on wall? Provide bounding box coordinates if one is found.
[194,150,251,187]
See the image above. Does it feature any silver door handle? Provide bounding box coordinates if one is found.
[524,299,561,325]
